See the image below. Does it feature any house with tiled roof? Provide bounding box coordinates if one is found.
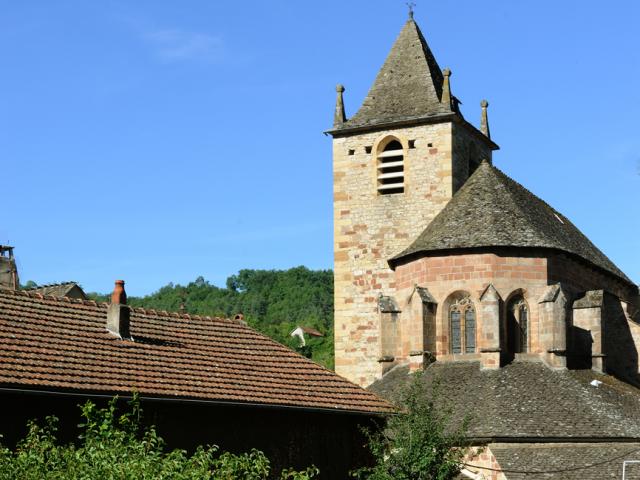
[24,281,87,300]
[328,9,640,479]
[290,325,325,347]
[0,279,391,478]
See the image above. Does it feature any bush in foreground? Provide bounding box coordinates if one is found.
[0,395,317,480]
[352,372,470,480]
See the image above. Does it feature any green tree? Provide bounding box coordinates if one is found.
[87,267,336,369]
[353,372,470,480]
[0,395,318,480]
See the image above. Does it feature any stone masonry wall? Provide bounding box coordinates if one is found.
[464,446,505,480]
[603,293,640,383]
[394,252,550,363]
[452,121,494,192]
[572,302,605,371]
[548,253,636,302]
[333,121,459,387]
[392,250,638,375]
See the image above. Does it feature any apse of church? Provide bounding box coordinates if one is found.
[328,14,639,388]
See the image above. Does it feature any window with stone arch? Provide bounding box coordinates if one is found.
[448,293,476,354]
[376,138,404,195]
[506,294,529,354]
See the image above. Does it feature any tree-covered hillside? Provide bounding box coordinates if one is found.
[88,267,335,369]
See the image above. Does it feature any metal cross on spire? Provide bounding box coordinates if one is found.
[406,2,416,19]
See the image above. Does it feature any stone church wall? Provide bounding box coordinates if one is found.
[333,119,495,386]
[452,121,494,192]
[603,293,640,383]
[464,447,506,480]
[390,250,639,377]
[333,122,457,386]
[393,252,549,365]
[547,253,635,302]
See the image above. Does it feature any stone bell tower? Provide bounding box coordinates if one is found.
[328,12,499,387]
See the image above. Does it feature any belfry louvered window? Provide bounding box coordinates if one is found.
[377,140,404,195]
[449,296,476,354]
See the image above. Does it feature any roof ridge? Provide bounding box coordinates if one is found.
[2,289,243,324]
[25,281,79,290]
[3,288,107,308]
[129,306,234,323]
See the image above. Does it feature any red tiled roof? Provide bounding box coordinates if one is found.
[0,289,392,414]
[300,326,324,337]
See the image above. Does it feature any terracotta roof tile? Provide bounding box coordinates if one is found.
[0,290,392,414]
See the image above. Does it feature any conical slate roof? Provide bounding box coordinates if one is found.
[390,161,632,284]
[338,18,450,130]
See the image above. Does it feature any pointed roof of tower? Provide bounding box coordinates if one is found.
[337,18,451,131]
[390,161,633,285]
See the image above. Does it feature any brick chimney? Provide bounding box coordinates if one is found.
[106,280,130,338]
[0,246,19,291]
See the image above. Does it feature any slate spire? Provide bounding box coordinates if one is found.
[339,17,450,130]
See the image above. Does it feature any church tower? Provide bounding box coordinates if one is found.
[328,13,498,387]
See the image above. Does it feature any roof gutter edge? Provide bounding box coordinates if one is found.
[467,436,640,444]
[0,385,391,418]
[324,113,457,137]
[324,114,500,150]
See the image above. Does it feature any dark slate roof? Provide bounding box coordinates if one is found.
[0,289,392,414]
[390,161,633,284]
[368,361,640,440]
[25,282,87,300]
[488,443,640,479]
[335,19,450,131]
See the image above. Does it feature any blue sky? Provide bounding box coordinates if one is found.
[1,1,638,295]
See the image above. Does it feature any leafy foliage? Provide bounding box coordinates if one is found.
[87,267,335,369]
[352,372,470,480]
[20,280,38,290]
[0,395,318,480]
